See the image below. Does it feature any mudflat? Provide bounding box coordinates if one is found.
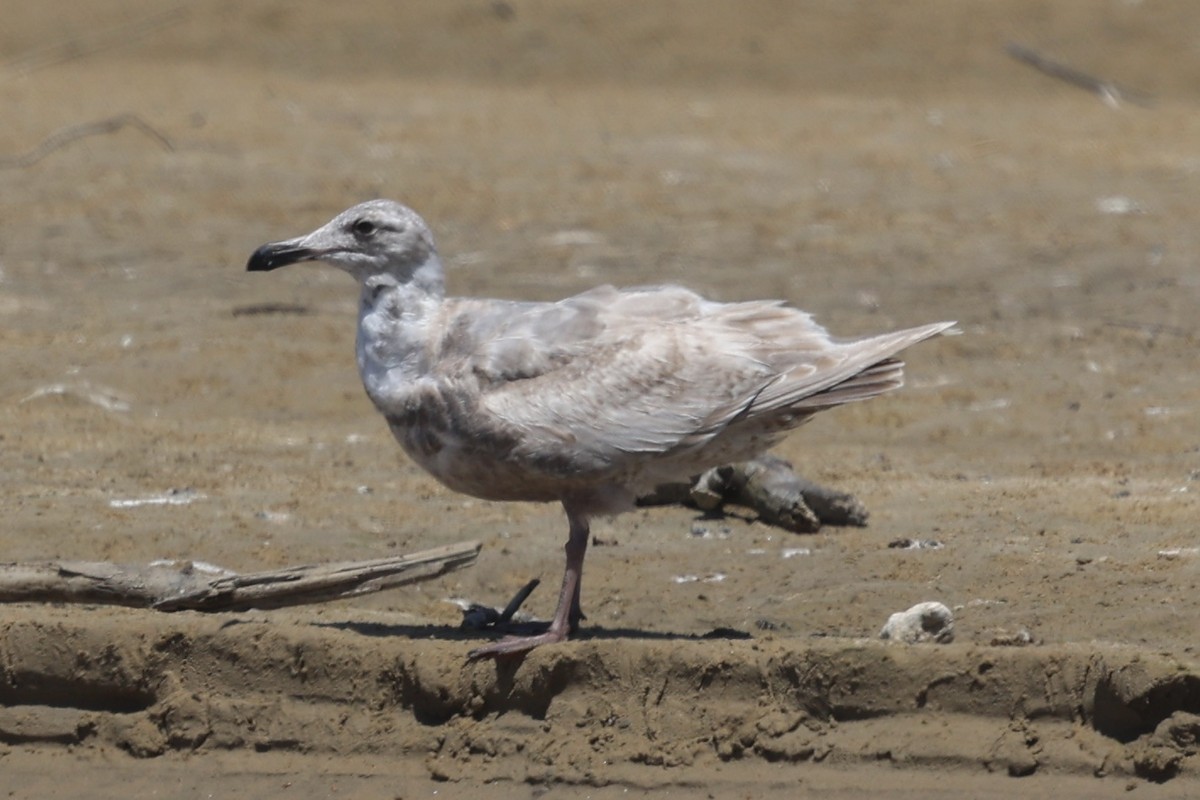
[2,2,1199,797]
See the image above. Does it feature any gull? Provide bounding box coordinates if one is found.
[247,200,954,659]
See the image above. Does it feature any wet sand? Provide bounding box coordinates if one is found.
[2,1,1199,796]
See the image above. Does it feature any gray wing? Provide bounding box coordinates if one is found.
[434,285,950,463]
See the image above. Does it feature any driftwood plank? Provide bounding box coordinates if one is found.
[639,455,868,533]
[0,541,480,612]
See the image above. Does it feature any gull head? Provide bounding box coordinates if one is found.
[247,200,439,284]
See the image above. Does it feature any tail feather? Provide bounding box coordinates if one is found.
[751,321,954,416]
[788,358,905,410]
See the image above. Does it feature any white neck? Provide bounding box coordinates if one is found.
[355,256,445,404]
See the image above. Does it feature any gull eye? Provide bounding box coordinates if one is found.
[351,219,377,237]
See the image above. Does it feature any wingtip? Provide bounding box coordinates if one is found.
[907,321,958,341]
[933,321,960,336]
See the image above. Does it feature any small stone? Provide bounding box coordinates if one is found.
[879,601,954,644]
[989,628,1037,647]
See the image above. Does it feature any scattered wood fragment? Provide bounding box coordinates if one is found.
[1005,42,1152,109]
[0,114,173,170]
[639,455,868,533]
[458,578,541,630]
[0,541,480,612]
[231,303,314,317]
[19,381,133,413]
[1103,319,1193,341]
[1,460,865,615]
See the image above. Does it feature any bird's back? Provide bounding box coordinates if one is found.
[378,284,951,504]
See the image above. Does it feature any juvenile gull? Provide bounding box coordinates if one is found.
[247,200,954,659]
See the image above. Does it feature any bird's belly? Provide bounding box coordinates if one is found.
[388,419,567,503]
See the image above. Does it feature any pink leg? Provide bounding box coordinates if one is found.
[467,505,590,660]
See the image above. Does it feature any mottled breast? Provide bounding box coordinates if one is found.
[380,380,582,503]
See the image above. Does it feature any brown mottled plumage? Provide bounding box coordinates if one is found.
[247,200,953,658]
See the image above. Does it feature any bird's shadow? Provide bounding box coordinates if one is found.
[310,619,753,645]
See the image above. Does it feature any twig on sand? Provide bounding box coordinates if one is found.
[458,578,541,630]
[639,455,869,533]
[19,381,132,413]
[0,541,481,612]
[1103,319,1193,340]
[0,114,173,169]
[231,303,314,318]
[1005,42,1152,109]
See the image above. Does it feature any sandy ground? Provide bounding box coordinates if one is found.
[3,1,1200,796]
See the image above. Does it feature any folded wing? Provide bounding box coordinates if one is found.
[435,285,951,471]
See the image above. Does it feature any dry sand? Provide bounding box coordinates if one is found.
[2,1,1199,796]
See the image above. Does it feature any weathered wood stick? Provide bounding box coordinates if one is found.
[458,577,541,630]
[715,458,823,532]
[1005,42,1152,108]
[0,541,480,612]
[639,455,868,533]
[0,114,173,170]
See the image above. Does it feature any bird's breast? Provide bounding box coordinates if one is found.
[383,402,564,503]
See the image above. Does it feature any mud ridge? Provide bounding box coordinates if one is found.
[0,606,1197,785]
